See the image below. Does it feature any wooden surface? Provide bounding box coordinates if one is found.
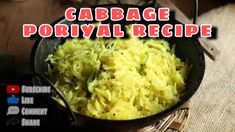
[172,0,224,18]
[0,0,67,68]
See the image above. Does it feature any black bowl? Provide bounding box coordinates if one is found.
[31,4,205,132]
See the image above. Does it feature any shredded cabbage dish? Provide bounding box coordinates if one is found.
[46,31,190,120]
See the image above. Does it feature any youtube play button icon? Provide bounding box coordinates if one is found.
[7,85,20,94]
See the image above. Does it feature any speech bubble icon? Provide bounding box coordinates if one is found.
[7,106,20,115]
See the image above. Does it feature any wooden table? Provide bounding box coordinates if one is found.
[0,0,68,69]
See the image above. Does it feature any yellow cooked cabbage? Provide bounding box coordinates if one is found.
[46,35,189,120]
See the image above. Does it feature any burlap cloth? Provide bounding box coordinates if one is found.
[185,4,235,132]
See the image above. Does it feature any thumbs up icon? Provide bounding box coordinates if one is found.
[7,94,19,104]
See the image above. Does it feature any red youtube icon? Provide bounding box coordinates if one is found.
[7,85,20,94]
